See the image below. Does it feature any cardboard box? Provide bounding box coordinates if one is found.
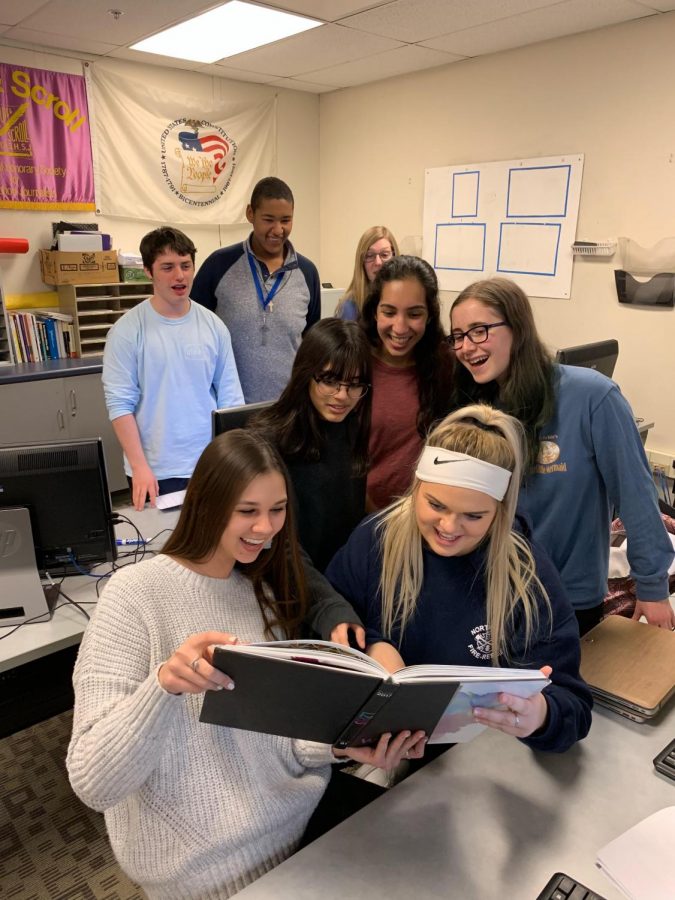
[119,265,151,283]
[39,250,118,285]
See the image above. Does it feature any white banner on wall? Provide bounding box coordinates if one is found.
[86,63,276,225]
[423,154,584,299]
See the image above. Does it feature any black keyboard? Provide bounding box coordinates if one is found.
[653,737,675,781]
[536,872,607,900]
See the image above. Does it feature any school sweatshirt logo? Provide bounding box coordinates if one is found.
[160,118,237,208]
[468,624,492,660]
[536,438,567,474]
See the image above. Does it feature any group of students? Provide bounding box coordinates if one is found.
[70,180,674,900]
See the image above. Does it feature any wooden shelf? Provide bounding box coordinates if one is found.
[57,282,150,358]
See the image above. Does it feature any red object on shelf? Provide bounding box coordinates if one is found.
[0,238,29,253]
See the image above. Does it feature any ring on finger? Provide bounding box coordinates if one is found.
[190,656,201,674]
[513,713,520,727]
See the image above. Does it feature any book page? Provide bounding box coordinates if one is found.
[216,640,388,677]
[428,679,548,744]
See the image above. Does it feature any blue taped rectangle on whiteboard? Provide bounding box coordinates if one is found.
[497,222,561,276]
[435,223,486,272]
[452,171,479,218]
[506,165,570,217]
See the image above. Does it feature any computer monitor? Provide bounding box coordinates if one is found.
[555,339,619,379]
[0,437,116,578]
[212,401,274,438]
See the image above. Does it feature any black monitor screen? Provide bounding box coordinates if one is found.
[212,401,274,438]
[555,339,619,379]
[0,438,116,576]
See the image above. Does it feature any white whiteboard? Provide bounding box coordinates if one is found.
[422,154,584,298]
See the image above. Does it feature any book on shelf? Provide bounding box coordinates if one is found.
[199,639,549,747]
[8,309,76,362]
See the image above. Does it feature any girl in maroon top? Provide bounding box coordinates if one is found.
[360,255,454,509]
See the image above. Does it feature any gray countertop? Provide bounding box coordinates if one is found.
[0,358,102,384]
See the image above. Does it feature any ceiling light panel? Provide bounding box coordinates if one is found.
[130,0,322,64]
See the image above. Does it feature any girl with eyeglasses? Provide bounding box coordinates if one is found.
[361,255,454,511]
[251,318,372,577]
[68,430,423,900]
[449,277,674,635]
[335,226,399,320]
[326,404,592,753]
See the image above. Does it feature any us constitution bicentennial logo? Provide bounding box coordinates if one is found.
[468,624,492,661]
[160,118,237,208]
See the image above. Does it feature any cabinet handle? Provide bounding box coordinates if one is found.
[69,388,77,416]
[57,409,65,430]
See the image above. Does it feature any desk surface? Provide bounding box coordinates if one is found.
[0,505,178,672]
[236,702,674,900]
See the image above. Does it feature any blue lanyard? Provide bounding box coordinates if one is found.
[246,249,284,311]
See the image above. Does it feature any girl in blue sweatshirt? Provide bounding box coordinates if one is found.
[326,404,592,753]
[449,277,674,635]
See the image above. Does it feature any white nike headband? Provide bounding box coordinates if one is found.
[415,446,512,501]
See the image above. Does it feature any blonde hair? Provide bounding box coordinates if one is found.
[377,404,550,664]
[335,226,399,317]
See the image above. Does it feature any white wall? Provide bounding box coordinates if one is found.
[318,13,675,457]
[0,46,320,298]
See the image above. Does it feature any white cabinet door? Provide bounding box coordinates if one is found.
[0,379,68,444]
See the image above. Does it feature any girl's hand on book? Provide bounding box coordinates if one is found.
[158,631,238,695]
[330,622,366,649]
[473,690,548,738]
[335,729,427,770]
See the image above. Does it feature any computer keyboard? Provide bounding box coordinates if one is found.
[536,872,607,900]
[653,737,675,781]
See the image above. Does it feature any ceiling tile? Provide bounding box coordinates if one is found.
[338,0,564,43]
[262,1,390,21]
[302,43,462,86]
[420,0,651,57]
[1,27,117,55]
[220,23,403,77]
[632,0,675,8]
[196,63,277,84]
[265,76,336,92]
[0,1,52,26]
[12,0,220,43]
[107,47,209,70]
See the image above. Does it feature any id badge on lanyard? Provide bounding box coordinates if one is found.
[247,250,284,347]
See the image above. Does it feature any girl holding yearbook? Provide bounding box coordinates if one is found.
[67,430,424,900]
[326,404,592,752]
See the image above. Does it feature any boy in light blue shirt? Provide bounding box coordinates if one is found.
[103,227,243,510]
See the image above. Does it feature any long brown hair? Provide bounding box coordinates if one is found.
[162,430,308,639]
[361,255,454,437]
[449,277,555,469]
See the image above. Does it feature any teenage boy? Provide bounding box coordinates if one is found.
[191,177,321,402]
[103,226,243,511]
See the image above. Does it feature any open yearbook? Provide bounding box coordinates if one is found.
[199,640,549,747]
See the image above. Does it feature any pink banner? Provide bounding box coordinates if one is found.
[0,63,94,210]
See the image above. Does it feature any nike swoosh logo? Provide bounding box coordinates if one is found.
[433,457,460,465]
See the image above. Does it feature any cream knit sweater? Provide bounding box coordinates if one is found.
[66,555,334,900]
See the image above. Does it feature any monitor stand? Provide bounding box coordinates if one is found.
[0,506,51,627]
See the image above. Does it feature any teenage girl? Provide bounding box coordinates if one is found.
[360,254,454,510]
[67,430,425,900]
[251,318,371,574]
[335,226,399,321]
[449,277,674,634]
[326,405,592,752]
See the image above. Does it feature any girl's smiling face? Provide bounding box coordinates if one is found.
[450,299,513,386]
[415,481,497,557]
[374,277,428,366]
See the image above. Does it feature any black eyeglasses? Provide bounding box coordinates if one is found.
[448,322,508,349]
[313,374,370,399]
